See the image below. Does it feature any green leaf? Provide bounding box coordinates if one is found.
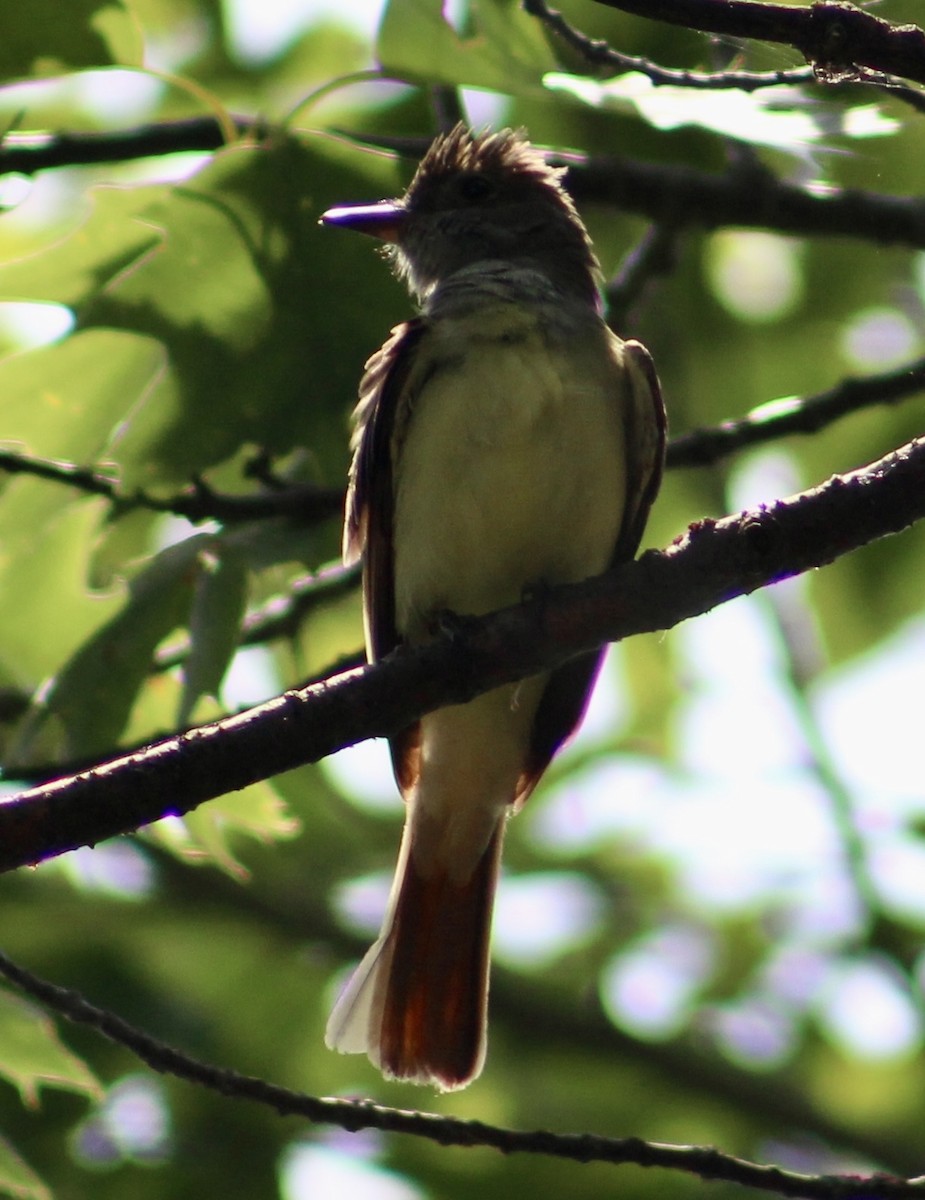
[153,778,301,877]
[378,0,555,93]
[544,73,899,155]
[0,187,164,308]
[0,0,142,78]
[0,503,124,692]
[0,1134,51,1200]
[0,990,100,1108]
[0,328,165,564]
[179,547,249,727]
[0,134,404,493]
[6,537,202,762]
[0,325,167,693]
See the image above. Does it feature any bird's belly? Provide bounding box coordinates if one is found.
[392,333,626,638]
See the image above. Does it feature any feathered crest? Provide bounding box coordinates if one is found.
[412,124,565,190]
[393,124,599,305]
[404,124,580,218]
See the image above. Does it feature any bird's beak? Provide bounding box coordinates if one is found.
[321,202,406,243]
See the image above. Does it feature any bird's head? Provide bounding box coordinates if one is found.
[323,125,601,306]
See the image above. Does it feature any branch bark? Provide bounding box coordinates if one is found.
[0,947,922,1198]
[563,154,925,248]
[1,435,923,875]
[591,0,925,86]
[5,119,925,248]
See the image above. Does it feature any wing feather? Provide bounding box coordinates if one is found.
[522,336,666,795]
[344,318,430,797]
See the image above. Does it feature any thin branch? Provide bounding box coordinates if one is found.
[763,581,884,941]
[5,115,925,250]
[152,846,925,1176]
[591,0,925,88]
[668,356,925,468]
[0,115,259,176]
[563,154,925,248]
[8,347,923,529]
[153,565,362,673]
[1,435,923,874]
[606,222,679,329]
[867,77,925,116]
[0,448,343,525]
[0,949,921,1198]
[341,129,925,248]
[524,0,815,90]
[2,647,366,787]
[429,85,468,132]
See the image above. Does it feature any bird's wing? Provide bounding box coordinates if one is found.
[345,317,429,661]
[612,338,667,564]
[344,317,429,796]
[519,336,667,803]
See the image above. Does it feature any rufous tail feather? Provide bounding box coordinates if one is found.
[326,816,505,1091]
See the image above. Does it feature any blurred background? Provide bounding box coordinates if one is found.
[1,0,924,1197]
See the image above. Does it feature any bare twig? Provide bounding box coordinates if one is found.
[152,565,362,673]
[0,115,260,176]
[563,153,925,248]
[591,0,925,88]
[152,847,925,1175]
[0,948,920,1197]
[762,581,884,942]
[3,114,925,249]
[606,222,679,329]
[668,356,925,468]
[524,0,815,90]
[0,448,343,525]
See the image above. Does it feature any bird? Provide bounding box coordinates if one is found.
[322,124,666,1091]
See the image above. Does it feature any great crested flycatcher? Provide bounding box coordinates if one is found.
[322,125,666,1091]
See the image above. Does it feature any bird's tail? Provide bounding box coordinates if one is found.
[325,813,505,1091]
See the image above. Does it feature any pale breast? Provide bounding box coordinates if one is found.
[392,300,628,640]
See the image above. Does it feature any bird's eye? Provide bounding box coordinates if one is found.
[456,173,493,203]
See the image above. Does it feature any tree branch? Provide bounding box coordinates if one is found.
[1,435,923,874]
[152,846,925,1176]
[667,356,925,468]
[525,0,816,90]
[606,222,680,328]
[0,448,343,525]
[2,359,920,783]
[591,0,925,87]
[0,948,921,1198]
[563,153,925,248]
[0,115,258,176]
[346,130,925,247]
[153,565,362,673]
[5,115,925,249]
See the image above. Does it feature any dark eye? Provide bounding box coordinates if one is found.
[456,173,494,203]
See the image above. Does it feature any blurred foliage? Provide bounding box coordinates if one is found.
[1,1,925,1198]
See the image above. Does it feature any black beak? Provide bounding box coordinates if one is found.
[321,202,406,243]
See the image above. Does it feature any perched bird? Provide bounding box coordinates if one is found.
[323,125,665,1091]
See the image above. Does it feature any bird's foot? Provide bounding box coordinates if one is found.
[429,608,479,642]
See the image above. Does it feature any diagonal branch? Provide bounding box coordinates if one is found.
[2,358,921,784]
[0,434,923,875]
[335,127,925,248]
[5,116,925,249]
[0,115,258,176]
[0,948,921,1198]
[525,0,816,90]
[591,0,925,87]
[563,154,925,248]
[668,356,925,468]
[0,447,343,525]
